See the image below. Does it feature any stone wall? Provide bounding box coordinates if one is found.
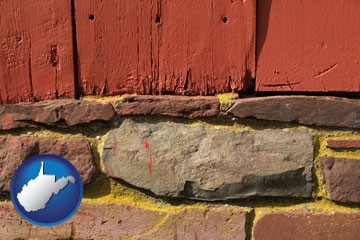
[0,94,359,239]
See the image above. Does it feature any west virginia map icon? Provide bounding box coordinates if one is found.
[11,154,83,226]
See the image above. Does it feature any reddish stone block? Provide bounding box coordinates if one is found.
[0,136,98,191]
[0,0,75,104]
[253,212,360,240]
[327,140,360,149]
[70,204,167,239]
[114,95,220,118]
[257,0,360,92]
[228,96,360,129]
[0,203,246,240]
[0,203,72,239]
[0,99,115,130]
[320,157,360,203]
[144,207,246,240]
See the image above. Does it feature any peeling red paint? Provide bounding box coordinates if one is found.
[148,156,153,173]
[143,140,150,150]
[143,140,153,173]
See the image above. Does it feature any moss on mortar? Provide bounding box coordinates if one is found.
[304,128,360,198]
[82,175,207,213]
[216,93,239,112]
[82,95,127,103]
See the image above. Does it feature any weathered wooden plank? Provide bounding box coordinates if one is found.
[75,0,155,96]
[75,0,255,96]
[159,0,256,95]
[257,0,360,92]
[0,0,75,103]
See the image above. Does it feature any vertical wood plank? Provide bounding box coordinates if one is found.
[0,0,75,103]
[75,0,155,96]
[75,0,255,96]
[159,0,256,95]
[257,0,360,92]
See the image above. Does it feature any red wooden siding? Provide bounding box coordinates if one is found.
[75,0,256,96]
[74,0,155,95]
[0,0,75,104]
[0,1,359,104]
[257,0,360,92]
[158,0,256,95]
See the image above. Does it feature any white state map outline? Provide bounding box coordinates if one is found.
[17,161,75,212]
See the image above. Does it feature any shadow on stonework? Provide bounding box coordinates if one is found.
[83,174,111,199]
[111,177,316,209]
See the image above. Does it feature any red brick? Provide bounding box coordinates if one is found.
[253,212,360,240]
[0,203,246,240]
[320,157,360,203]
[228,96,360,129]
[257,0,360,92]
[327,140,360,149]
[113,95,220,118]
[0,136,98,191]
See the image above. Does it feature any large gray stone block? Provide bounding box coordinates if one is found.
[102,119,313,200]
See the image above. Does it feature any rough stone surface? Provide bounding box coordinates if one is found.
[0,99,115,130]
[327,139,360,149]
[0,203,246,240]
[0,136,98,191]
[102,119,313,200]
[138,207,246,240]
[320,157,360,203]
[253,212,360,240]
[228,96,360,129]
[113,95,220,118]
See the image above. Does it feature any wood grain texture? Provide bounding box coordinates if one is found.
[75,0,256,96]
[75,0,155,96]
[158,0,256,95]
[257,0,360,92]
[0,0,75,103]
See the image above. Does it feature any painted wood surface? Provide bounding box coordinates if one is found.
[74,0,155,95]
[0,0,75,103]
[75,0,256,96]
[257,0,360,92]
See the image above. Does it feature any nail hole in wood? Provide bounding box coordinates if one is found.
[222,17,228,23]
[155,15,161,24]
[89,14,95,20]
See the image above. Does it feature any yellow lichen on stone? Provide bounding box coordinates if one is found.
[305,128,360,199]
[216,93,239,112]
[81,95,129,103]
